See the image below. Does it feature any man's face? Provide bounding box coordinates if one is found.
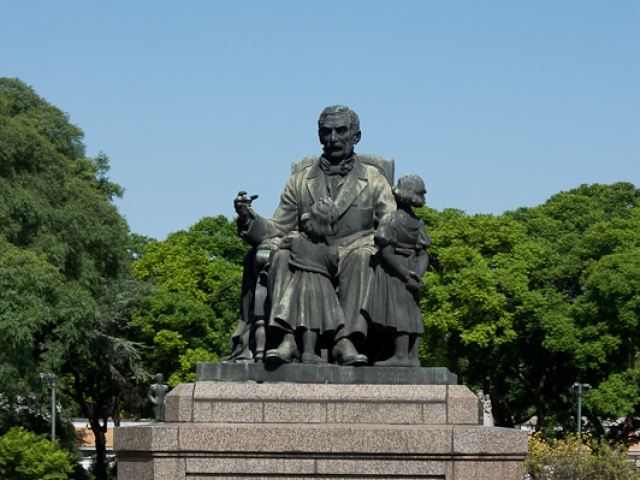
[319,113,361,162]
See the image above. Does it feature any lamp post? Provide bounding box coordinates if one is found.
[572,382,591,444]
[40,373,56,441]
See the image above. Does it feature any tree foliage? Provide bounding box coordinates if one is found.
[0,427,75,480]
[417,182,640,441]
[131,216,247,385]
[0,78,146,480]
[525,433,637,480]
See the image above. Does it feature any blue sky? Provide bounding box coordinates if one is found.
[3,1,639,240]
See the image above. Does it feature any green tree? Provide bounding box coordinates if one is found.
[0,78,147,480]
[417,183,640,440]
[0,426,75,480]
[132,216,247,385]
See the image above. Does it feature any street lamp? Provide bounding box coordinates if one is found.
[572,382,592,443]
[40,373,56,442]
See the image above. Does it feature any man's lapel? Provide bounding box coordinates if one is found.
[334,156,368,217]
[306,161,327,205]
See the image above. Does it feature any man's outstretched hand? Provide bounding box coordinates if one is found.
[234,190,259,219]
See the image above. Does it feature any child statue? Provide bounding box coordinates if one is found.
[147,373,170,422]
[366,174,431,367]
[266,197,344,364]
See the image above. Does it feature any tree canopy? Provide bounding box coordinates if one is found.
[417,182,640,441]
[0,78,145,480]
[131,215,248,385]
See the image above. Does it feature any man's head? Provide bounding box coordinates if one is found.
[318,105,361,162]
[155,373,164,383]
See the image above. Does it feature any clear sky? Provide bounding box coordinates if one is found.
[3,1,639,240]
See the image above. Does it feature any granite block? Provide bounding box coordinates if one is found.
[188,478,443,480]
[153,457,185,480]
[164,383,194,422]
[193,400,263,423]
[327,402,423,424]
[452,426,528,455]
[264,401,327,423]
[192,382,447,403]
[422,402,447,424]
[114,426,179,452]
[451,460,525,480]
[191,398,211,421]
[178,424,454,455]
[196,363,458,385]
[447,385,480,425]
[117,458,154,480]
[401,425,454,454]
[315,459,446,476]
[186,457,314,474]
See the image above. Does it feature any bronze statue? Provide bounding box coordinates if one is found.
[365,174,430,367]
[232,105,396,366]
[147,373,170,422]
[266,197,344,364]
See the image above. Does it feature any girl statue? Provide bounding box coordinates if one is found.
[366,174,431,367]
[266,197,344,364]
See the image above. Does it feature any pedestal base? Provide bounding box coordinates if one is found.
[115,366,527,479]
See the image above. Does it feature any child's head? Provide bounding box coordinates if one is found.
[305,197,338,238]
[392,174,426,208]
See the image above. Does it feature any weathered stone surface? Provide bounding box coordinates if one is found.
[327,402,423,424]
[164,383,194,422]
[447,385,479,425]
[196,362,457,385]
[264,401,328,423]
[153,458,185,480]
[118,458,153,480]
[423,402,447,424]
[192,399,263,423]
[185,383,453,425]
[174,424,454,454]
[115,382,527,480]
[452,426,529,454]
[186,458,315,475]
[114,426,178,452]
[315,459,446,476]
[192,382,447,402]
[188,478,443,480]
[451,460,525,480]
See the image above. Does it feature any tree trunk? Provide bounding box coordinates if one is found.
[89,415,108,480]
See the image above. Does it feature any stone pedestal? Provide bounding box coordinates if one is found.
[115,365,527,479]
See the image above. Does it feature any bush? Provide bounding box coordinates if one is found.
[0,426,75,480]
[526,432,638,480]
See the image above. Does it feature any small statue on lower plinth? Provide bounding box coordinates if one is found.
[476,390,494,426]
[148,373,170,422]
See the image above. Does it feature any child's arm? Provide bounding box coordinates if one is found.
[380,245,413,283]
[415,249,429,278]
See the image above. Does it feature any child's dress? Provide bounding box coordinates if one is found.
[270,232,344,334]
[366,210,431,334]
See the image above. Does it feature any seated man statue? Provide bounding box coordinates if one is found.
[233,105,396,365]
